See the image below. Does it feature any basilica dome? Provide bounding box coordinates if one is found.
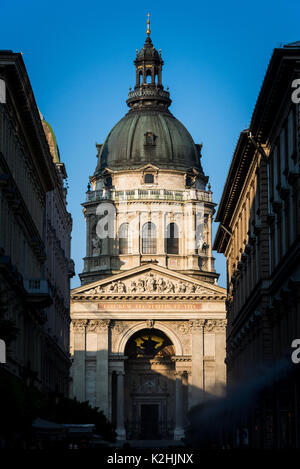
[95,30,203,175]
[96,110,202,172]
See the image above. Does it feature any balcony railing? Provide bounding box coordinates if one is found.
[86,188,212,203]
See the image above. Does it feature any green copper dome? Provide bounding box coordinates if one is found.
[95,32,204,175]
[96,110,203,172]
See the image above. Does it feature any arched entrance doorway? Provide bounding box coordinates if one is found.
[124,328,175,440]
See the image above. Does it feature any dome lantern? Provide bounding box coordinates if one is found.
[127,15,171,111]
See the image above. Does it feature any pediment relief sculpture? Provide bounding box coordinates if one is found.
[79,272,218,297]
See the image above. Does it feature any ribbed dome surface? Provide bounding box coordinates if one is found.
[96,110,202,172]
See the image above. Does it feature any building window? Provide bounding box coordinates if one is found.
[105,176,112,187]
[185,175,192,187]
[119,223,130,254]
[144,132,155,146]
[166,222,179,254]
[142,222,156,254]
[144,173,154,184]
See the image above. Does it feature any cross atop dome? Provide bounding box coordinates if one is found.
[146,13,151,37]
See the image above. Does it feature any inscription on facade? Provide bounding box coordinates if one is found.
[97,302,202,311]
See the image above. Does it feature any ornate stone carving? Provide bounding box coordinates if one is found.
[86,285,105,295]
[167,321,190,335]
[72,319,88,332]
[204,319,217,332]
[213,319,227,332]
[176,321,189,335]
[146,319,155,329]
[106,281,126,293]
[189,319,206,331]
[87,319,110,333]
[111,321,125,335]
[80,272,220,298]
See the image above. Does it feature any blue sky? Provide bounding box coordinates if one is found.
[1,0,299,288]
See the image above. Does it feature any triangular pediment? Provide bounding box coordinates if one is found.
[71,264,226,300]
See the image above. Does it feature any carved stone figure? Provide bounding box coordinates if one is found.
[165,279,175,293]
[186,283,196,293]
[137,278,145,293]
[157,277,166,292]
[117,281,126,293]
[145,273,156,292]
[175,281,186,293]
[129,281,137,292]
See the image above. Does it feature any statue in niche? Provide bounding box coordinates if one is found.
[92,235,101,256]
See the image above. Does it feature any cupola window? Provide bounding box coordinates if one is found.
[144,173,154,184]
[144,132,155,146]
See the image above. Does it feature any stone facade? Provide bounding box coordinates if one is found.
[71,265,226,439]
[214,42,300,448]
[71,26,226,441]
[0,51,73,396]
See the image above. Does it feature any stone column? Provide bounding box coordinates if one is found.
[88,319,110,417]
[116,371,126,440]
[215,319,227,395]
[174,371,185,440]
[157,210,164,256]
[72,320,87,402]
[189,319,205,409]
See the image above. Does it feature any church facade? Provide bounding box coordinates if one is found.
[70,22,226,441]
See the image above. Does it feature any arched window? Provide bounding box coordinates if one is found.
[119,223,130,254]
[139,72,143,85]
[142,222,156,254]
[146,71,152,84]
[144,173,154,184]
[166,222,179,254]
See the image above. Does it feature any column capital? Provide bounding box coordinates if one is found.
[87,319,111,333]
[189,319,206,331]
[205,319,227,332]
[72,319,88,333]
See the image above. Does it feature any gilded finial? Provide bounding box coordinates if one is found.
[146,13,151,36]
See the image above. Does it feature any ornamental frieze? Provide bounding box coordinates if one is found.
[75,272,222,299]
